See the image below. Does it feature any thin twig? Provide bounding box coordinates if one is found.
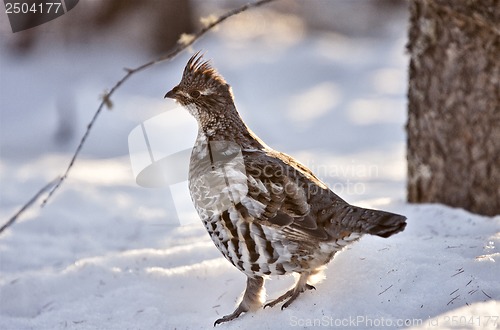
[447,294,460,306]
[378,284,393,296]
[0,177,60,234]
[481,289,492,299]
[451,268,464,277]
[1,0,277,233]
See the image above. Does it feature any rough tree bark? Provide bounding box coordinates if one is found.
[407,0,500,216]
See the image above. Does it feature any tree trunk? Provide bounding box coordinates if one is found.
[407,0,500,216]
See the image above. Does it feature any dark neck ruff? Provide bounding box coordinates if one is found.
[199,104,265,150]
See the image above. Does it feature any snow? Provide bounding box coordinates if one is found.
[1,6,499,330]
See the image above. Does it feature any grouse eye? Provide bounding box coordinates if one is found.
[189,90,201,99]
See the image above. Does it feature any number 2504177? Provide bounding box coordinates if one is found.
[5,2,62,14]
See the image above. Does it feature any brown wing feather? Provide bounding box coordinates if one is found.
[242,150,333,240]
[241,149,406,241]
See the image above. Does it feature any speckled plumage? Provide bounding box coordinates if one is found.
[165,52,407,325]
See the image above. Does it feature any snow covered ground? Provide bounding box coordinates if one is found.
[1,4,499,330]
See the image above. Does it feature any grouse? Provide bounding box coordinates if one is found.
[164,52,407,325]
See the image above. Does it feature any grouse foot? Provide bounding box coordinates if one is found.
[264,273,316,310]
[214,276,264,326]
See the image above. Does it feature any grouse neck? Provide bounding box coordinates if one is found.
[197,106,265,151]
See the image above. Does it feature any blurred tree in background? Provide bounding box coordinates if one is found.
[92,0,193,54]
[10,0,194,55]
[407,0,500,216]
[7,0,406,55]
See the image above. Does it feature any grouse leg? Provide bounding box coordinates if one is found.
[264,272,315,310]
[214,276,265,326]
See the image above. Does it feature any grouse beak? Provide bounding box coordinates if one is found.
[164,88,177,99]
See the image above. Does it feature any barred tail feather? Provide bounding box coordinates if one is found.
[332,205,407,239]
[364,211,407,238]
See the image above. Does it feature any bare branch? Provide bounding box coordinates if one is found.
[0,177,60,234]
[1,0,277,234]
